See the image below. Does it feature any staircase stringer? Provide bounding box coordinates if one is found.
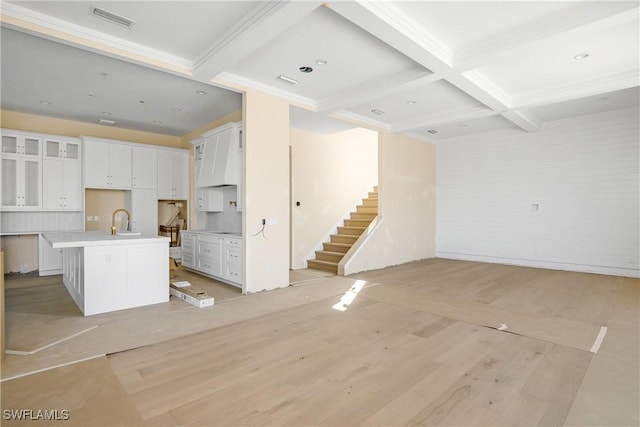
[337,215,383,276]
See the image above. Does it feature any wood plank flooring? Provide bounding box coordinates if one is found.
[2,259,638,426]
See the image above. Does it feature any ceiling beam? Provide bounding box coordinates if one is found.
[327,0,542,133]
[193,1,322,82]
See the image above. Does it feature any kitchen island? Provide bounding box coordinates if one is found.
[42,231,170,316]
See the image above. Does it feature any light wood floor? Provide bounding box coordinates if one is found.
[1,259,638,426]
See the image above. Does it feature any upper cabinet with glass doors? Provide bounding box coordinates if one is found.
[1,131,42,210]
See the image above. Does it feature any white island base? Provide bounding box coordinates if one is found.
[43,232,170,316]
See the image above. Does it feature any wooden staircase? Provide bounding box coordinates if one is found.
[307,187,378,274]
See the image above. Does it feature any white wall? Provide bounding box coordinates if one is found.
[290,127,378,269]
[243,90,290,293]
[344,132,437,274]
[436,107,640,277]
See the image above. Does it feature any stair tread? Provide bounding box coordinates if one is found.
[325,242,351,247]
[316,250,346,256]
[308,259,338,266]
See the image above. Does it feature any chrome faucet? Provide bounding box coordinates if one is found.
[111,208,131,235]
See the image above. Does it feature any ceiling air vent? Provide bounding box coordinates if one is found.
[98,119,117,126]
[90,6,135,29]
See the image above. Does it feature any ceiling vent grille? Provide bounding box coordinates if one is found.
[98,119,117,126]
[90,6,135,29]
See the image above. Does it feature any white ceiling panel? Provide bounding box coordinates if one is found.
[477,18,639,97]
[6,1,259,61]
[348,80,484,124]
[525,86,639,122]
[0,28,241,136]
[226,5,426,100]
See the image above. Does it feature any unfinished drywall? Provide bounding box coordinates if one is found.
[436,106,640,277]
[343,132,436,274]
[243,90,290,293]
[290,127,378,269]
[0,235,37,273]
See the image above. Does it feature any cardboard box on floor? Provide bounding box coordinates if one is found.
[170,282,214,308]
[169,257,177,279]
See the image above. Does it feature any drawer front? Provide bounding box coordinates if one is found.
[226,268,241,283]
[197,241,220,261]
[181,254,194,268]
[198,233,223,244]
[225,238,241,248]
[198,258,220,275]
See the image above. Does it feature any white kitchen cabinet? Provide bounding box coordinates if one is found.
[126,189,158,235]
[84,138,132,189]
[132,146,157,189]
[157,149,188,200]
[39,234,63,276]
[1,132,42,210]
[42,157,82,210]
[179,231,242,287]
[195,187,223,212]
[224,237,242,283]
[180,231,195,268]
[42,136,82,211]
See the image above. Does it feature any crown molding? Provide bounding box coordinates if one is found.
[0,2,193,75]
[192,1,322,80]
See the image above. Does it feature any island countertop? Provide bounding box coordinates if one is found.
[42,231,171,248]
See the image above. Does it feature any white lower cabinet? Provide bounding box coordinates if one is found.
[180,231,242,287]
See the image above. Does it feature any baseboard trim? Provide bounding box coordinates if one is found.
[436,252,640,278]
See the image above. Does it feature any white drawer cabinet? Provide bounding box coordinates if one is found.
[179,231,242,287]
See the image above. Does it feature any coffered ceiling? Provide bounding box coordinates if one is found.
[1,1,638,139]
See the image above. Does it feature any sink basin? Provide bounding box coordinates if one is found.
[116,231,142,236]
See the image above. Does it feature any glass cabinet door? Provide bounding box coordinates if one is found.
[1,157,17,206]
[24,137,40,156]
[2,136,18,154]
[23,158,41,207]
[46,140,62,158]
[65,141,80,159]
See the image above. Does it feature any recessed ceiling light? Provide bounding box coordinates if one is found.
[315,59,327,65]
[406,100,416,105]
[100,72,110,78]
[299,66,313,73]
[597,97,609,102]
[573,53,590,60]
[277,75,299,85]
[196,90,208,95]
[101,111,112,115]
[427,129,438,134]
[98,119,117,126]
[152,120,162,124]
[371,109,385,115]
[458,124,468,128]
[87,93,95,98]
[39,100,52,105]
[138,100,145,104]
[171,108,182,112]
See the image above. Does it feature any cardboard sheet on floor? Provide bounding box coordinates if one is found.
[360,283,604,352]
[1,356,144,426]
[5,312,100,354]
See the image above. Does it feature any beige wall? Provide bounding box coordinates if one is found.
[290,127,378,269]
[242,90,290,293]
[343,132,436,274]
[0,235,38,273]
[84,189,127,232]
